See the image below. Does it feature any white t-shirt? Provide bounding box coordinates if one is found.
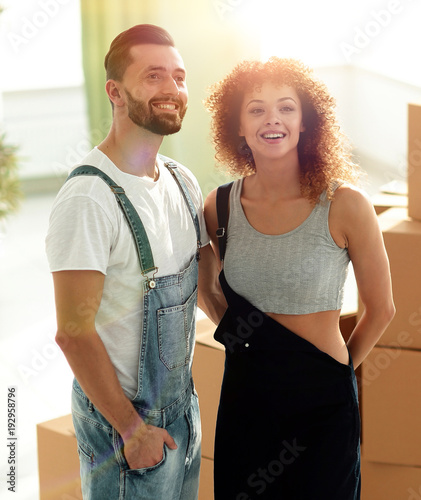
[46,147,210,398]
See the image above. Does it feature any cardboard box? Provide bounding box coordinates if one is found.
[192,317,225,459]
[371,192,407,216]
[362,459,421,500]
[362,347,421,466]
[370,208,421,348]
[199,457,214,500]
[340,312,357,343]
[37,411,215,499]
[408,103,421,221]
[37,414,82,500]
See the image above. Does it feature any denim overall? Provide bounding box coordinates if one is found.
[67,161,202,500]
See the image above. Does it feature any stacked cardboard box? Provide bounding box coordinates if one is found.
[408,103,421,221]
[361,103,421,500]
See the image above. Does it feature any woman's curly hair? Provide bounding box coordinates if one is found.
[205,57,361,202]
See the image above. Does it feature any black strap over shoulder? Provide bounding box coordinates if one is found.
[216,181,234,262]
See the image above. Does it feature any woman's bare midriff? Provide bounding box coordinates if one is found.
[265,309,350,365]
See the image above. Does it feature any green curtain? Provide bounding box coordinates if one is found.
[80,0,261,195]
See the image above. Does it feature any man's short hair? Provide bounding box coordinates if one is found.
[104,24,175,81]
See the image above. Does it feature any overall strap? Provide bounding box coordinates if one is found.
[161,157,202,260]
[216,181,234,263]
[66,165,158,289]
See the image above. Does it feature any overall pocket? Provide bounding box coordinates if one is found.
[157,287,197,370]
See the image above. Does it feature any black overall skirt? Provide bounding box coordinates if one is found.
[213,271,361,500]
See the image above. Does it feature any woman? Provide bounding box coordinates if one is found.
[204,58,395,499]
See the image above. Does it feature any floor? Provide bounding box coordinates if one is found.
[0,192,74,499]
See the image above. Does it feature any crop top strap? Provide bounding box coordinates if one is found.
[216,181,234,263]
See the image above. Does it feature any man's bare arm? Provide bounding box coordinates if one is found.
[52,270,176,469]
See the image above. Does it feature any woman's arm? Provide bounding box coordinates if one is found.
[197,189,228,324]
[204,188,222,262]
[331,185,395,368]
[198,244,227,324]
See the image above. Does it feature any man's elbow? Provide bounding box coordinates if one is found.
[55,322,83,352]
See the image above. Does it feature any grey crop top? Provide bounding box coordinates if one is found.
[223,179,350,315]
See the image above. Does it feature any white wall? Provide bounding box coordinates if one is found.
[0,0,87,189]
[0,0,83,92]
[3,86,89,185]
[318,66,421,193]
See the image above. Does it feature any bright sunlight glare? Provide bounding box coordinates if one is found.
[235,0,421,85]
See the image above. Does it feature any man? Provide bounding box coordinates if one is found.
[46,24,223,499]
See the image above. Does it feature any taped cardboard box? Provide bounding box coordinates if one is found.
[408,103,421,221]
[37,414,82,500]
[361,459,421,500]
[362,347,421,466]
[368,208,421,348]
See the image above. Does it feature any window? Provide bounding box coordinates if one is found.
[0,0,83,91]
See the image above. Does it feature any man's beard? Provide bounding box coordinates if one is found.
[125,89,187,136]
